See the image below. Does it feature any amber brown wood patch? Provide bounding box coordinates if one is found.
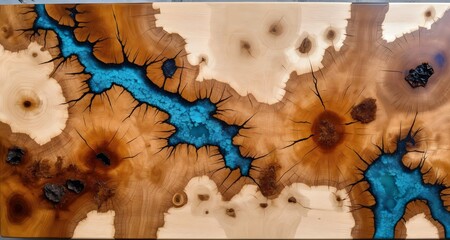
[1,3,449,239]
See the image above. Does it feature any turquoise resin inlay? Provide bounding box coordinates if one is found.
[32,5,450,236]
[365,131,450,238]
[33,5,252,175]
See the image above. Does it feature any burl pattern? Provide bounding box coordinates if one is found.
[0,3,449,239]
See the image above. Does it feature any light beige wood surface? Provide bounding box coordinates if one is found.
[0,3,449,239]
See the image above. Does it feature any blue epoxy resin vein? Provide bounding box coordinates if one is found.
[33,5,252,175]
[365,138,450,238]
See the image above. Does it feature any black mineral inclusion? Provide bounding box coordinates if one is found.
[6,147,25,165]
[66,179,85,194]
[405,63,434,88]
[162,58,177,78]
[43,183,65,203]
[96,152,111,166]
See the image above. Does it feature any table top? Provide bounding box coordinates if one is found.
[0,2,449,239]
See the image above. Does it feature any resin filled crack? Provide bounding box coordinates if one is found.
[32,5,252,175]
[364,124,450,238]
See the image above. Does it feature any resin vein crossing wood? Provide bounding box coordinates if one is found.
[0,3,449,239]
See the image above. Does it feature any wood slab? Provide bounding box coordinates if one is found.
[0,3,449,239]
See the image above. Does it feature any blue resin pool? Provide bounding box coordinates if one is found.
[33,5,252,175]
[365,134,450,238]
[32,5,450,235]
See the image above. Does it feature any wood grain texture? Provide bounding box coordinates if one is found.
[395,200,444,239]
[0,3,450,239]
